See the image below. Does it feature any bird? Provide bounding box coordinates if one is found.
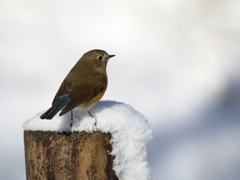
[40,49,115,120]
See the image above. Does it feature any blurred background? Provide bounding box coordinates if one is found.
[1,0,240,179]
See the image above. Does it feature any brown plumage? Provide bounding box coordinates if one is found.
[40,49,115,120]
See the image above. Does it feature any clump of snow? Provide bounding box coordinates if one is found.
[23,100,153,180]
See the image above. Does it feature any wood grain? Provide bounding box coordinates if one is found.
[24,131,118,180]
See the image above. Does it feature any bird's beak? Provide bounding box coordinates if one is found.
[108,55,115,59]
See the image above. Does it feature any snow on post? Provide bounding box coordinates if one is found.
[23,101,153,180]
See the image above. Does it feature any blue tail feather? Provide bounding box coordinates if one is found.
[40,95,69,120]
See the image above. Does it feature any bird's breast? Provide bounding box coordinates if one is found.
[74,89,106,110]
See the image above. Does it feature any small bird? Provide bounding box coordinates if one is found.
[40,49,115,120]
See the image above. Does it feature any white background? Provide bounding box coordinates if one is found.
[1,0,240,179]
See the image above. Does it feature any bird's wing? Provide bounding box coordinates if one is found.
[54,72,107,116]
[52,79,71,105]
[59,84,107,115]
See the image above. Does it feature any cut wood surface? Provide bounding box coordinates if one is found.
[24,130,118,180]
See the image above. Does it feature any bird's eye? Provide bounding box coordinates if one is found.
[97,56,103,60]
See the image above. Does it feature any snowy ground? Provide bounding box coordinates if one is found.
[1,0,240,179]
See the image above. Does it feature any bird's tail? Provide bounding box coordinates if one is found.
[40,95,69,120]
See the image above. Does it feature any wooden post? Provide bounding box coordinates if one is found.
[24,130,118,180]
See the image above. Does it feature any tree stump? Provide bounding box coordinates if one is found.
[24,131,118,180]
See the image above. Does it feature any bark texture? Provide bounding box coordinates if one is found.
[24,131,118,180]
